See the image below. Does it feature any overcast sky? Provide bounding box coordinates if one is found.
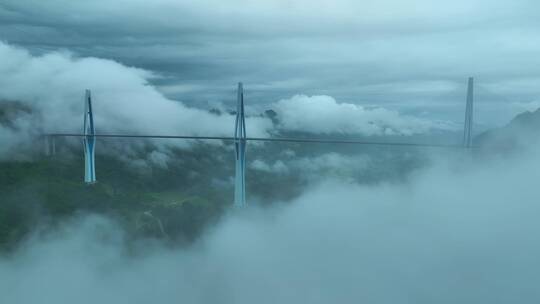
[1,0,540,127]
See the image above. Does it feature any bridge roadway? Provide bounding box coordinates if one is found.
[44,133,468,149]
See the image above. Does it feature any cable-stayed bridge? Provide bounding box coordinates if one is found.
[45,133,465,147]
[43,78,476,207]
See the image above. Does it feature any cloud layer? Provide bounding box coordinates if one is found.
[2,145,540,303]
[0,41,273,136]
[2,0,539,126]
[250,152,371,180]
[0,42,462,161]
[272,95,457,135]
[0,41,272,158]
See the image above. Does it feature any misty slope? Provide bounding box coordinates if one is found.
[0,96,452,251]
[0,155,224,249]
[0,101,32,126]
[475,107,540,150]
[0,132,431,251]
[0,134,305,249]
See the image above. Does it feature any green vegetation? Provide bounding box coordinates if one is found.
[0,135,429,251]
[0,152,228,250]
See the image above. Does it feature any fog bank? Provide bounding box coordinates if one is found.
[1,147,540,303]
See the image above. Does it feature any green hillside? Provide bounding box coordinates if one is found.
[0,153,227,250]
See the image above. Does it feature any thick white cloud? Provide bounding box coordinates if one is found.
[0,42,469,160]
[0,42,273,157]
[0,41,273,136]
[272,95,457,135]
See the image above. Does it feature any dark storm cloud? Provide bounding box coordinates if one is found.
[1,0,540,126]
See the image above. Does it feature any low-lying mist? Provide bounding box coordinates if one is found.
[1,145,539,303]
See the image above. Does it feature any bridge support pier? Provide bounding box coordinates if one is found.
[44,135,56,156]
[83,89,96,184]
[234,82,247,207]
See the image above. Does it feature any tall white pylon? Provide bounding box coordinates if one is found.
[234,82,247,207]
[463,77,474,148]
[83,89,96,184]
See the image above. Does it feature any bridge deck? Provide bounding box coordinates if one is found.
[43,133,467,149]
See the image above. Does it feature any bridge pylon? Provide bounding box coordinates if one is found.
[463,77,474,148]
[234,82,247,207]
[83,89,96,184]
[44,135,56,156]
